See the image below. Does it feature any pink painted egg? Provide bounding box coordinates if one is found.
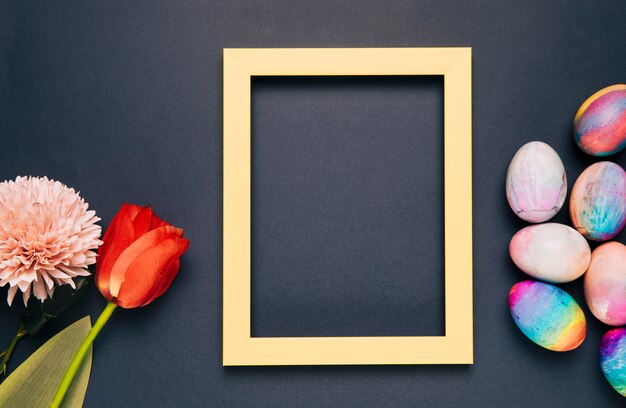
[506,141,567,223]
[570,161,626,241]
[584,242,626,326]
[574,84,626,156]
[509,223,590,283]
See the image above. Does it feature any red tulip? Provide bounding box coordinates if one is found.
[51,203,189,407]
[96,203,189,308]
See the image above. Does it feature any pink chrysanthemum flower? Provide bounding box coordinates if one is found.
[0,176,102,306]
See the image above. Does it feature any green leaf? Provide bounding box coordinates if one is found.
[0,317,92,408]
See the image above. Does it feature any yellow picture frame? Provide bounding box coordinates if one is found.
[223,48,472,365]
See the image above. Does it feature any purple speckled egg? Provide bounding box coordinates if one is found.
[506,142,567,223]
[600,327,626,397]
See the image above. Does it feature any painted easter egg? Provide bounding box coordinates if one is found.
[600,327,626,398]
[584,242,626,326]
[574,84,626,156]
[509,223,591,283]
[506,141,567,223]
[570,161,626,241]
[509,281,586,351]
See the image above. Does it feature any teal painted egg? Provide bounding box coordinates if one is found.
[570,161,626,241]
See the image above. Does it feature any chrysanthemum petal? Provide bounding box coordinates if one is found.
[0,176,102,305]
[7,285,17,306]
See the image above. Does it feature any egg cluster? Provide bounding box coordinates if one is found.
[505,84,626,398]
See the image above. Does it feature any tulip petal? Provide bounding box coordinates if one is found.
[98,205,124,255]
[96,210,135,301]
[108,225,183,297]
[142,255,184,304]
[132,206,153,238]
[149,212,169,230]
[124,203,144,221]
[152,259,180,299]
[116,237,189,308]
[129,205,169,236]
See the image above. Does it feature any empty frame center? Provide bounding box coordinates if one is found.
[251,76,445,337]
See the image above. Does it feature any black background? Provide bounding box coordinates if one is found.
[1,1,626,407]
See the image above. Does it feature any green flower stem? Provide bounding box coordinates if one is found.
[50,302,117,408]
[0,324,27,377]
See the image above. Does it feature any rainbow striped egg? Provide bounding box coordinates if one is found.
[570,161,626,241]
[574,84,626,156]
[509,281,586,351]
[600,327,626,397]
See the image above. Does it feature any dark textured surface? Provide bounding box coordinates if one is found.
[0,1,625,406]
